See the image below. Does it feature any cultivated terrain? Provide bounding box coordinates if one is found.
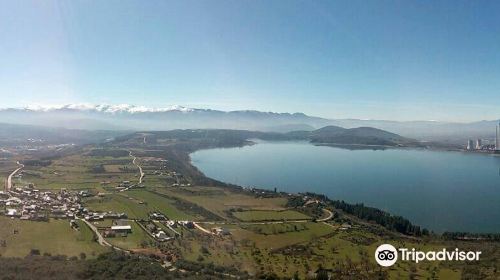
[0,127,498,279]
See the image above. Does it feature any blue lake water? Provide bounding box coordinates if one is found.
[191,141,500,233]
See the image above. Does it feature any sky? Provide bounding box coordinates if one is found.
[0,0,499,122]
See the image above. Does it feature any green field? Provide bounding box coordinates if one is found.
[232,210,311,221]
[231,222,334,249]
[84,194,150,219]
[126,190,194,220]
[2,143,495,279]
[84,190,194,220]
[0,217,107,258]
[154,186,288,219]
[106,221,152,250]
[20,153,138,190]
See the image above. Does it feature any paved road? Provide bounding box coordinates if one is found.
[81,219,113,247]
[193,222,215,235]
[316,208,334,222]
[80,218,130,252]
[129,151,144,184]
[6,161,24,191]
[195,206,333,232]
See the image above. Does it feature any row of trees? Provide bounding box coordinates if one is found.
[330,200,428,236]
[289,193,428,236]
[442,232,500,241]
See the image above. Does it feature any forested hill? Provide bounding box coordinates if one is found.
[298,126,422,146]
[114,126,423,148]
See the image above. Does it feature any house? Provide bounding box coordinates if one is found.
[179,221,194,229]
[155,231,171,241]
[340,223,352,230]
[211,227,230,236]
[6,209,19,217]
[111,225,132,233]
[149,212,166,220]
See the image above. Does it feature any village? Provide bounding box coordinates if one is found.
[1,173,230,249]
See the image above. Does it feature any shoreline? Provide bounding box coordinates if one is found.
[187,140,500,235]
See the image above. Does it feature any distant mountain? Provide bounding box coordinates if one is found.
[260,123,316,133]
[0,105,331,132]
[0,104,497,143]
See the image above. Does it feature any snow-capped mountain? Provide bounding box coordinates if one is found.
[0,104,330,132]
[0,104,497,143]
[19,104,195,113]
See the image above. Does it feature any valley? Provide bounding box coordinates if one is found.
[0,130,497,279]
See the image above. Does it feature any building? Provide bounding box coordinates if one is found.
[155,231,171,241]
[6,209,18,217]
[496,121,500,151]
[111,225,132,233]
[475,139,482,150]
[467,139,475,150]
[211,227,230,236]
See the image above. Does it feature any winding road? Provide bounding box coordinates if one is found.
[316,208,334,222]
[129,151,144,184]
[6,161,24,191]
[194,207,334,235]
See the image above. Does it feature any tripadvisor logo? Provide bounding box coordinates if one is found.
[375,244,398,267]
[374,244,481,267]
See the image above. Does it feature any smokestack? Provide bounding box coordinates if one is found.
[497,121,500,150]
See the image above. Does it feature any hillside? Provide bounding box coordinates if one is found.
[288,126,421,147]
[0,105,497,143]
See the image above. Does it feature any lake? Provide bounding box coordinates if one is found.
[191,141,500,233]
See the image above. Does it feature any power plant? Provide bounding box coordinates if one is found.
[497,121,500,151]
[466,121,500,152]
[475,139,482,150]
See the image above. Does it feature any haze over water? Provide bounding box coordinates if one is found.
[191,141,500,233]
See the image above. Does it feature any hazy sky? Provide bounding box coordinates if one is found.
[0,0,499,121]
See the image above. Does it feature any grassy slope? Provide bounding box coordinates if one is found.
[232,210,311,221]
[106,221,151,250]
[0,217,107,258]
[154,186,288,219]
[126,190,194,220]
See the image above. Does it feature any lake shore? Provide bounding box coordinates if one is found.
[190,140,500,233]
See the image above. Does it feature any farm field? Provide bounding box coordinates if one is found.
[229,222,334,250]
[0,159,18,181]
[105,221,151,250]
[0,217,106,258]
[84,190,196,221]
[125,190,195,220]
[0,141,497,279]
[19,153,139,190]
[153,186,288,219]
[232,210,311,221]
[175,221,465,279]
[84,194,150,219]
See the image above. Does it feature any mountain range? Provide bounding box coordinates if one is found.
[0,104,497,144]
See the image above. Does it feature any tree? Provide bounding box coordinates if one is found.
[316,270,329,280]
[29,249,40,256]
